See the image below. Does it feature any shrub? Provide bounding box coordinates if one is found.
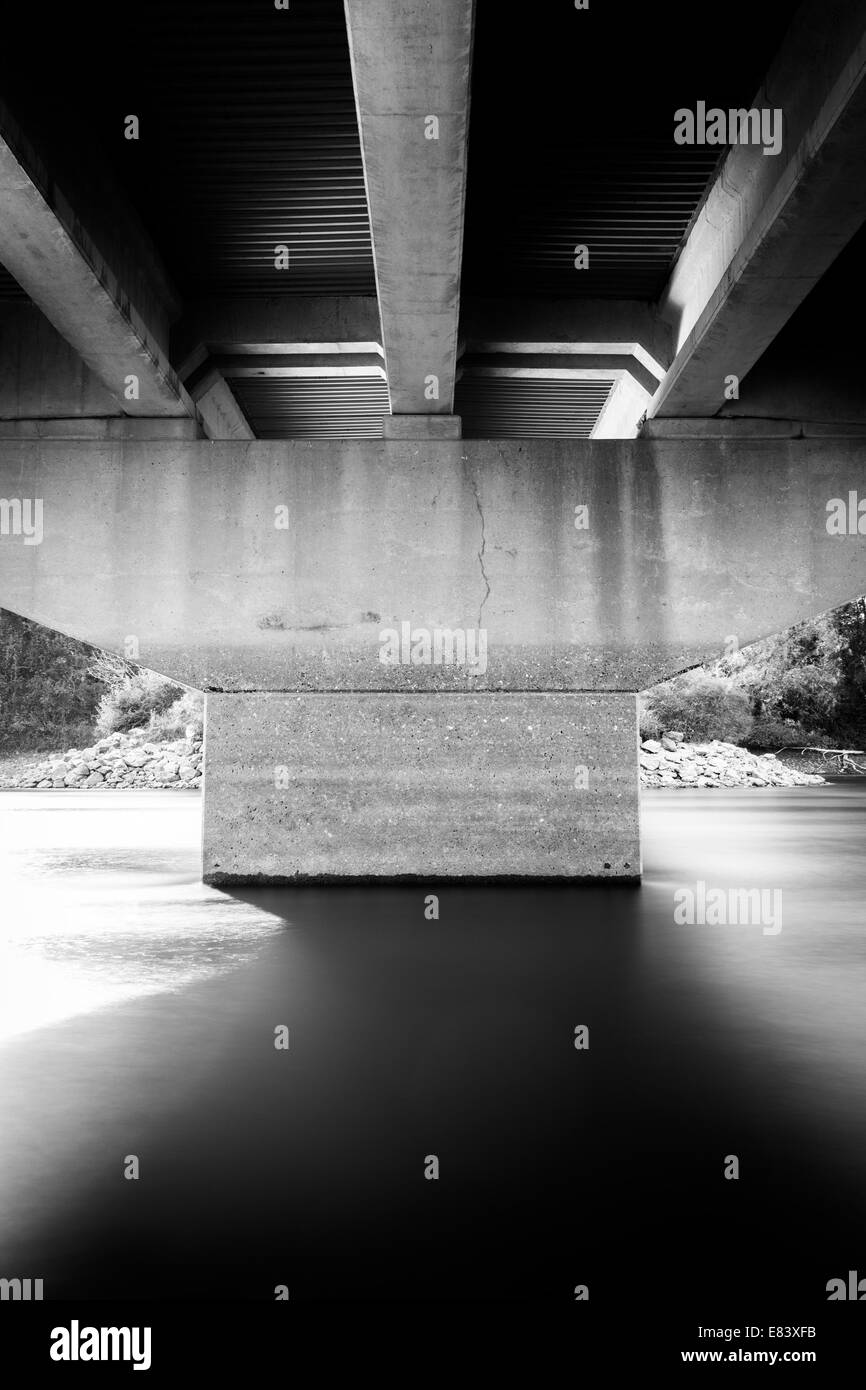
[644,673,753,743]
[0,608,104,753]
[747,717,831,750]
[638,699,663,741]
[146,689,204,741]
[94,668,181,735]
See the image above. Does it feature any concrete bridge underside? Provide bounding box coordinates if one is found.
[2,0,866,880]
[1,436,864,881]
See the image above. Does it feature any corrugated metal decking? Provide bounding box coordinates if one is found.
[231,375,389,440]
[457,376,615,439]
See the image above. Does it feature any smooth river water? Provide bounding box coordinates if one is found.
[0,786,864,1305]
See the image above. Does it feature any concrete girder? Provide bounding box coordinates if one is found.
[653,0,866,418]
[460,298,673,378]
[344,0,475,416]
[172,296,384,380]
[0,99,194,422]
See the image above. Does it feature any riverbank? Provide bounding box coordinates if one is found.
[639,732,826,788]
[0,728,202,790]
[0,726,837,792]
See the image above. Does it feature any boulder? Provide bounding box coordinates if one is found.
[123,751,150,768]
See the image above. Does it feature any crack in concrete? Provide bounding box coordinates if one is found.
[470,476,491,627]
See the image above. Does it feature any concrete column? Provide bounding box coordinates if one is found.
[202,691,640,882]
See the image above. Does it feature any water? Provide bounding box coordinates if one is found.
[0,786,864,1306]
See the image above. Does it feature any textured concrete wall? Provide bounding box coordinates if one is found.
[202,691,640,882]
[1,436,865,692]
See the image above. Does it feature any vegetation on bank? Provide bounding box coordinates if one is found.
[0,611,202,754]
[640,598,866,750]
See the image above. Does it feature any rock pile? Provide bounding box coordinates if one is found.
[0,729,203,790]
[640,731,824,788]
[0,727,827,793]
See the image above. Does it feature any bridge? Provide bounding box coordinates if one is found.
[1,0,865,880]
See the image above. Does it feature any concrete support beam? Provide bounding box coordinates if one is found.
[460,352,662,398]
[344,0,474,415]
[4,434,864,884]
[458,300,669,436]
[172,296,383,379]
[461,297,673,375]
[653,0,866,418]
[591,375,651,440]
[2,438,866,694]
[188,368,254,442]
[0,99,194,421]
[202,691,640,882]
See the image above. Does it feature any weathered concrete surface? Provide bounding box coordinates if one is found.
[202,691,639,882]
[344,0,474,415]
[383,414,461,439]
[654,0,866,418]
[1,438,865,692]
[0,418,200,441]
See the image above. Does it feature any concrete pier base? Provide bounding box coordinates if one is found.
[202,691,640,882]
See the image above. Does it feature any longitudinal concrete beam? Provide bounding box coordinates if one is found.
[344,0,474,416]
[0,99,194,421]
[653,0,866,418]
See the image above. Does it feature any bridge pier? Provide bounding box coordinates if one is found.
[2,435,866,882]
[201,690,640,882]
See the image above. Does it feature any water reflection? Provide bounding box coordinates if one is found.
[0,792,282,1040]
[0,785,864,1304]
